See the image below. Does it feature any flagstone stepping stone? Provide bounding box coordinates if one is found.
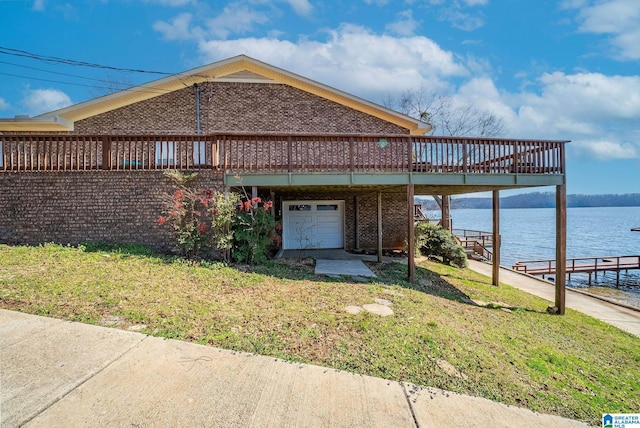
[345,305,364,315]
[346,297,395,316]
[362,303,393,316]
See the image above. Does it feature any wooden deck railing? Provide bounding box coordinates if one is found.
[452,229,494,248]
[0,133,566,174]
[453,229,495,262]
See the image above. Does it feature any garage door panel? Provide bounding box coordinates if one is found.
[283,200,344,250]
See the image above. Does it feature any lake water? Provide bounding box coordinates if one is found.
[429,206,640,308]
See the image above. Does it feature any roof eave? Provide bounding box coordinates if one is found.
[0,116,73,132]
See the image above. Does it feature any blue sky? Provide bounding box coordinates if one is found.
[1,0,639,196]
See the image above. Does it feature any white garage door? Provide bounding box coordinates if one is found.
[282,200,344,250]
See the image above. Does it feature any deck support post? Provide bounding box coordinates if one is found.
[441,195,452,232]
[408,184,415,282]
[492,190,500,286]
[377,191,383,263]
[354,195,360,250]
[555,184,567,315]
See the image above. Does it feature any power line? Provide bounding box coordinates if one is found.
[0,46,173,76]
[0,46,212,92]
[0,71,174,96]
[0,60,135,87]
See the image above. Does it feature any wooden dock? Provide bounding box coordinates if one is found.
[512,255,640,286]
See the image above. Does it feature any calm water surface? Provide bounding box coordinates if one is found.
[436,206,640,308]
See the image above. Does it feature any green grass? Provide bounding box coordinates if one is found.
[1,243,638,426]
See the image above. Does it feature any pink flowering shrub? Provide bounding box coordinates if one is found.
[158,187,214,258]
[158,174,276,263]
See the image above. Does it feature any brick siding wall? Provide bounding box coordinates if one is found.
[354,192,407,250]
[0,170,223,251]
[74,82,408,135]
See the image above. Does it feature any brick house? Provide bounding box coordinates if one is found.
[0,55,569,311]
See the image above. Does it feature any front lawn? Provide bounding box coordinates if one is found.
[1,243,638,426]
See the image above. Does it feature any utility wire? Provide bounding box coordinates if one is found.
[0,46,172,76]
[0,59,136,87]
[0,46,213,91]
[0,72,174,96]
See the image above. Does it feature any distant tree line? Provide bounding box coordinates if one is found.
[416,193,640,210]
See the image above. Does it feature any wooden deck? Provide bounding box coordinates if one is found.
[0,133,567,175]
[512,256,640,285]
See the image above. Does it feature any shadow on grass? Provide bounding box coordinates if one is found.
[69,242,543,314]
[369,260,545,314]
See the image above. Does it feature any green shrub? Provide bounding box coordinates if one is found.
[415,222,467,268]
[210,191,240,263]
[232,197,276,264]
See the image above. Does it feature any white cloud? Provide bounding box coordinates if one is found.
[285,0,313,16]
[440,8,484,31]
[560,0,588,8]
[154,13,196,41]
[0,98,9,110]
[438,68,640,159]
[197,24,468,99]
[206,4,270,39]
[144,0,195,6]
[574,0,638,33]
[535,72,640,121]
[386,9,420,36]
[572,139,637,160]
[503,72,640,159]
[21,88,72,116]
[33,0,45,11]
[425,0,487,31]
[457,77,516,124]
[570,0,640,60]
[154,3,275,41]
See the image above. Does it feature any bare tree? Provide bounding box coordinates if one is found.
[385,86,506,228]
[388,85,505,138]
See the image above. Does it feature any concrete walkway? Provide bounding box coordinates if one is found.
[315,259,377,278]
[1,309,590,428]
[467,260,640,337]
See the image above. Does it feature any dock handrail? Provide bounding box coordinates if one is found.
[512,255,640,275]
[453,229,495,261]
[453,229,494,248]
[471,242,493,262]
